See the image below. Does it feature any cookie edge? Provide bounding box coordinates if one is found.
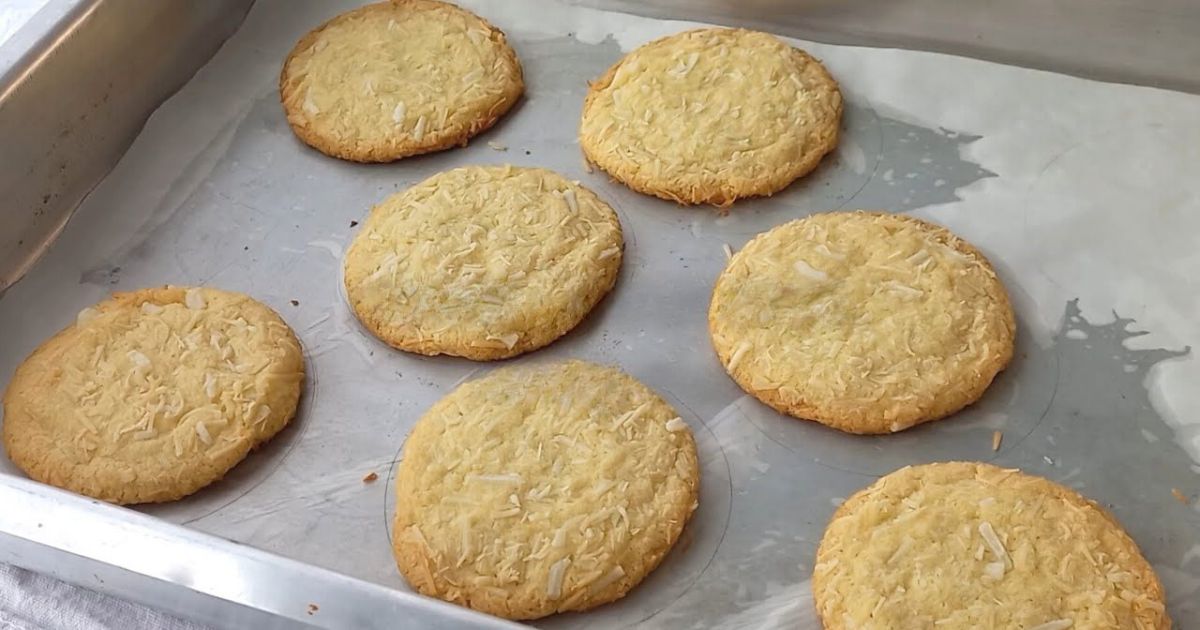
[1,286,305,504]
[390,360,701,619]
[579,27,843,207]
[343,167,624,361]
[279,0,525,163]
[810,461,1170,629]
[708,210,1017,434]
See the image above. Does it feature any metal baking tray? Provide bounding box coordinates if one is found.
[2,0,1199,628]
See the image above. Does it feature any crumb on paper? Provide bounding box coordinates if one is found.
[487,140,508,151]
[350,220,358,227]
[1172,488,1189,504]
[307,603,319,615]
[363,471,379,483]
[524,149,531,155]
[991,430,1003,451]
[290,299,299,307]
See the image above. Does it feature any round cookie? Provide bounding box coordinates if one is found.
[280,0,523,162]
[392,360,700,620]
[813,462,1169,629]
[579,28,842,207]
[708,211,1015,434]
[343,165,623,360]
[2,286,304,504]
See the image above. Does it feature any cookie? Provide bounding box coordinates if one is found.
[343,165,623,360]
[813,462,1169,629]
[2,287,304,504]
[708,211,1015,434]
[392,360,700,619]
[579,28,842,207]
[280,0,523,163]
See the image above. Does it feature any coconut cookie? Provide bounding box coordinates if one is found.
[280,0,523,162]
[709,211,1015,434]
[393,360,700,620]
[2,287,304,504]
[813,462,1169,629]
[343,166,623,360]
[580,28,842,206]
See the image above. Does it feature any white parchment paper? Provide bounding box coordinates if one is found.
[0,0,1197,627]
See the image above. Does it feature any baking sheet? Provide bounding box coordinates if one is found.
[1,0,1199,626]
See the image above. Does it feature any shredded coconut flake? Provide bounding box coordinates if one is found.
[978,521,1011,569]
[815,243,846,260]
[302,90,319,115]
[665,417,687,432]
[728,341,751,371]
[562,188,579,213]
[203,373,218,399]
[982,561,1005,580]
[76,307,100,324]
[905,249,931,265]
[133,429,157,441]
[669,51,700,77]
[140,302,163,315]
[1028,621,1073,630]
[722,243,733,260]
[486,332,520,350]
[486,140,507,151]
[794,259,829,281]
[412,115,426,141]
[185,288,206,310]
[883,280,923,297]
[598,246,619,260]
[589,566,625,593]
[939,244,973,264]
[127,350,151,369]
[546,558,570,599]
[195,422,212,445]
[392,101,406,124]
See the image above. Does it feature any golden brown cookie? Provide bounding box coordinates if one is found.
[343,165,623,360]
[280,0,523,162]
[2,286,304,504]
[392,360,700,620]
[708,211,1015,434]
[580,28,842,206]
[813,462,1169,629]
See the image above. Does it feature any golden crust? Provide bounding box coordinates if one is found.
[2,286,304,504]
[279,0,523,163]
[392,360,700,620]
[708,211,1015,434]
[579,28,842,207]
[343,166,623,360]
[813,462,1170,629]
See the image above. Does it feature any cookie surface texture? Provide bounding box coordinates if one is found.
[2,287,304,504]
[813,462,1169,629]
[708,211,1015,434]
[343,165,623,360]
[579,27,842,206]
[392,360,700,619]
[280,0,523,162]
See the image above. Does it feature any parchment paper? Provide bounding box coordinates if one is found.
[0,0,1197,626]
